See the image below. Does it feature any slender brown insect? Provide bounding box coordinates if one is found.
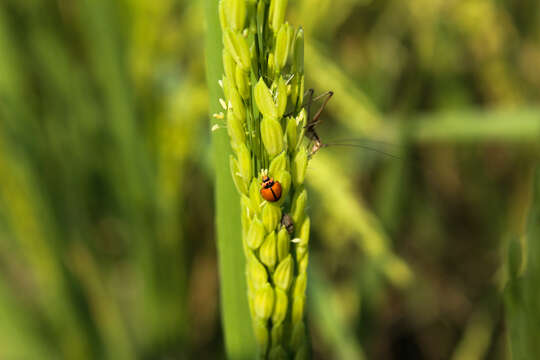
[304,89,333,158]
[303,89,402,160]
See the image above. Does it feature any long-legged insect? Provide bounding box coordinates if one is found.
[302,89,402,160]
[304,89,333,157]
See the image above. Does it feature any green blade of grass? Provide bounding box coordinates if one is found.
[308,152,413,288]
[204,0,256,358]
[309,264,366,360]
[412,107,540,143]
[0,278,56,359]
[505,165,540,358]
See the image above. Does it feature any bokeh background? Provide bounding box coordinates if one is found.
[1,0,539,359]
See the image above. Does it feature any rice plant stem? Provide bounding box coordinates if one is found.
[204,0,257,357]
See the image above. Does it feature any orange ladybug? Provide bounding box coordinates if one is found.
[260,176,282,202]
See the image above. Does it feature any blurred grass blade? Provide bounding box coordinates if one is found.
[412,107,540,143]
[505,166,540,357]
[309,264,366,360]
[308,152,413,288]
[450,309,494,360]
[0,137,91,359]
[204,0,256,358]
[306,42,382,135]
[68,242,135,360]
[0,276,56,359]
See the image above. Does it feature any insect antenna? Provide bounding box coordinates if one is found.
[326,137,404,149]
[321,142,403,160]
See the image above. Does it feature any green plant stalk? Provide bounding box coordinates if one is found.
[215,0,312,358]
[505,165,540,358]
[205,0,258,358]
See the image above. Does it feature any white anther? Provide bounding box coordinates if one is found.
[219,98,227,110]
[285,73,295,84]
[212,112,224,119]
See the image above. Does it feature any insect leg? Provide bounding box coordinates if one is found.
[304,88,315,120]
[312,90,333,102]
[308,91,333,128]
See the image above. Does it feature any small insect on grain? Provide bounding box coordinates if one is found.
[260,175,282,202]
[281,213,294,235]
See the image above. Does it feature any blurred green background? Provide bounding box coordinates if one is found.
[0,0,539,359]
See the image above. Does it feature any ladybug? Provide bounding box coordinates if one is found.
[260,175,282,202]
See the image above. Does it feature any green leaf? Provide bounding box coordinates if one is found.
[205,0,256,358]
